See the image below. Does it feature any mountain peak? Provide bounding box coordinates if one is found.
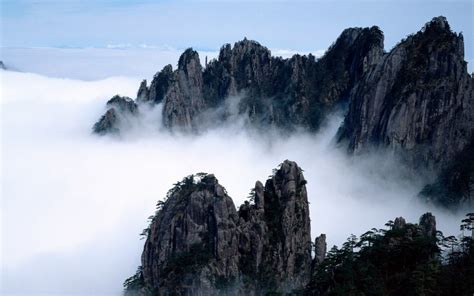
[178,48,201,72]
[127,160,312,294]
[423,16,450,32]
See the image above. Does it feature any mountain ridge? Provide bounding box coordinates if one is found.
[93,16,473,205]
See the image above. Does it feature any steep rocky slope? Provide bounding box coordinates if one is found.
[124,160,314,295]
[337,16,473,205]
[94,27,383,134]
[93,17,473,205]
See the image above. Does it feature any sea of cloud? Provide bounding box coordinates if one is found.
[0,49,469,295]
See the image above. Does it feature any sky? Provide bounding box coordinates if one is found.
[1,0,473,67]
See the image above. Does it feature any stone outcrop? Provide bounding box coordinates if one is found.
[337,16,474,205]
[393,217,407,230]
[338,17,473,166]
[140,173,240,295]
[419,212,437,238]
[136,80,149,103]
[313,234,327,266]
[259,160,312,291]
[162,49,206,131]
[125,160,314,295]
[92,16,473,205]
[94,27,383,133]
[93,95,138,135]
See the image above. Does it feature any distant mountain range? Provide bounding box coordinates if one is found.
[93,16,473,206]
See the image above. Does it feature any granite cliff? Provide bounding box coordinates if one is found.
[93,16,473,205]
[124,160,314,295]
[337,16,473,205]
[94,27,383,134]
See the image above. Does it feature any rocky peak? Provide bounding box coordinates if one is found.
[147,64,173,105]
[313,234,327,265]
[89,17,472,206]
[136,80,149,103]
[217,39,271,63]
[106,95,137,113]
[260,160,312,290]
[226,38,272,92]
[254,180,264,209]
[93,27,387,134]
[338,27,366,45]
[337,16,473,205]
[93,95,138,135]
[126,160,314,295]
[419,212,437,238]
[423,16,450,32]
[393,217,407,230]
[92,108,118,135]
[139,173,240,294]
[232,38,271,57]
[178,48,202,74]
[162,49,205,131]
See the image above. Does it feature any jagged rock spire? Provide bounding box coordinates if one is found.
[127,160,312,295]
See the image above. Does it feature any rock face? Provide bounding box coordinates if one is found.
[338,17,473,166]
[337,16,474,205]
[203,31,382,130]
[162,49,206,131]
[93,95,138,135]
[125,160,313,295]
[419,212,437,238]
[92,16,473,205]
[94,28,383,133]
[313,234,327,265]
[259,160,312,291]
[140,174,240,295]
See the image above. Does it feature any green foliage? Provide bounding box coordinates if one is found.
[246,187,256,203]
[306,214,474,296]
[460,212,474,234]
[123,266,145,292]
[139,173,214,240]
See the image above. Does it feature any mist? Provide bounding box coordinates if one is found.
[1,59,468,295]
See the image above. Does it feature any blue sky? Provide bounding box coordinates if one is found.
[1,0,473,64]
